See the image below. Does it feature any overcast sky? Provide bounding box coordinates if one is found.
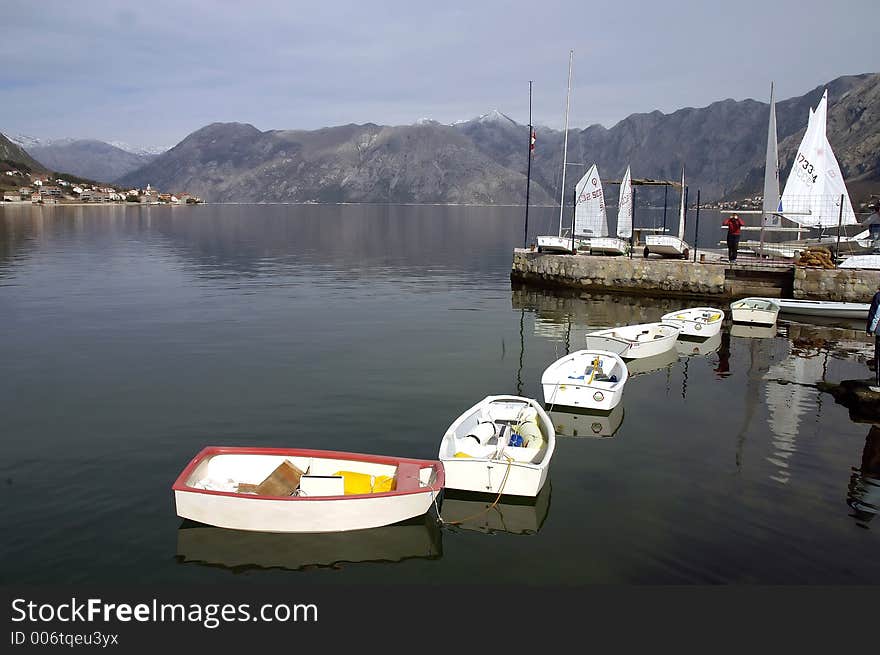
[1,0,876,148]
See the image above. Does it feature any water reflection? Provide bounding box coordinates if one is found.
[441,481,552,535]
[676,332,722,358]
[549,404,625,439]
[848,425,880,528]
[730,323,777,339]
[625,348,678,376]
[176,514,442,572]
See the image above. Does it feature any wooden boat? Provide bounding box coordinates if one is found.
[439,395,555,497]
[541,349,628,411]
[176,514,442,572]
[441,482,551,535]
[549,403,625,439]
[730,297,780,326]
[756,297,870,320]
[661,307,724,338]
[584,322,681,359]
[173,447,444,533]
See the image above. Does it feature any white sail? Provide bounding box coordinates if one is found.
[677,167,686,241]
[762,83,781,228]
[617,165,633,238]
[574,164,608,237]
[780,90,856,228]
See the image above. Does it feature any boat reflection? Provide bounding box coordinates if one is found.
[548,403,624,438]
[675,331,722,357]
[730,323,777,339]
[625,348,678,376]
[176,514,442,572]
[848,424,880,529]
[441,481,551,535]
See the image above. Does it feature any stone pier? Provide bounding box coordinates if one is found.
[511,249,880,302]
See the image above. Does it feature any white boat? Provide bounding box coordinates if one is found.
[173,447,444,533]
[646,167,690,258]
[759,297,870,319]
[536,234,578,254]
[839,254,880,270]
[661,307,724,338]
[584,322,681,359]
[624,347,678,376]
[439,395,555,497]
[675,331,722,357]
[541,349,628,411]
[176,514,442,572]
[536,50,578,255]
[441,482,551,535]
[730,297,780,326]
[549,403,625,439]
[590,164,633,256]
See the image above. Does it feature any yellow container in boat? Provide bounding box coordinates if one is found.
[373,475,395,493]
[332,470,373,495]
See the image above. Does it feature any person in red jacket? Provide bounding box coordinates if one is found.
[722,213,744,262]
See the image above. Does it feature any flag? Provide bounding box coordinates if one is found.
[529,129,536,153]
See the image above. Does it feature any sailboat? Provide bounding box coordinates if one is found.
[644,167,690,258]
[537,50,579,255]
[591,164,632,256]
[751,88,861,258]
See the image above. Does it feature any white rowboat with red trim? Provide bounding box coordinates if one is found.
[173,447,444,533]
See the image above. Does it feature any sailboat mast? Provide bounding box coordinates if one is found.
[524,80,533,248]
[558,49,573,236]
[760,81,779,257]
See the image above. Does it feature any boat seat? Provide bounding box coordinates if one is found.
[393,462,423,492]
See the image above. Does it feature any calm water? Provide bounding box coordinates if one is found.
[1,203,878,584]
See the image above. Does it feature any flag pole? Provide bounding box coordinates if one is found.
[523,80,533,248]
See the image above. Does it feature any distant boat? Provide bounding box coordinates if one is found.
[753,297,869,320]
[590,164,632,256]
[439,395,555,497]
[661,307,725,338]
[645,167,690,258]
[584,322,681,359]
[730,297,780,326]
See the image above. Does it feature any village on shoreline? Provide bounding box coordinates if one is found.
[1,167,201,206]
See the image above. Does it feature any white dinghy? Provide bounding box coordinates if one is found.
[646,167,690,258]
[173,447,444,533]
[584,322,681,359]
[439,395,555,498]
[541,349,628,411]
[730,297,780,326]
[767,297,870,320]
[661,307,724,338]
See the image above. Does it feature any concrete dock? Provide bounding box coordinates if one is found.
[510,248,880,302]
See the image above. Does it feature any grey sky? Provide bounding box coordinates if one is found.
[1,0,876,148]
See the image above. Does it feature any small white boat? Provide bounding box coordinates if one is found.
[173,447,444,533]
[549,403,625,439]
[675,331,722,357]
[584,322,681,359]
[645,234,690,259]
[541,349,628,411]
[176,514,442,572]
[661,307,724,338]
[591,237,631,256]
[760,297,870,320]
[439,395,555,497]
[536,235,577,254]
[730,297,780,326]
[839,254,880,270]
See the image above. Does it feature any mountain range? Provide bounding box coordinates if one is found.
[4,72,878,203]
